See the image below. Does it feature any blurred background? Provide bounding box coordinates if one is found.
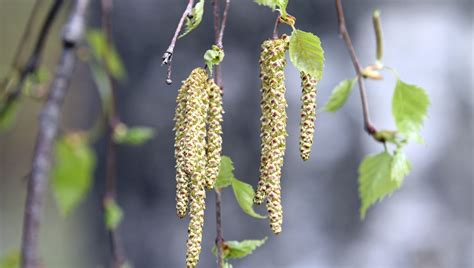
[0,0,473,267]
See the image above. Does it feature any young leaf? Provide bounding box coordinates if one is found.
[224,238,268,259]
[289,30,325,81]
[392,80,430,143]
[0,251,19,268]
[86,29,126,80]
[212,237,267,260]
[254,0,288,17]
[179,0,205,39]
[391,150,411,186]
[215,156,234,189]
[231,178,266,219]
[104,198,124,230]
[51,134,96,216]
[358,152,400,219]
[323,78,357,112]
[113,124,155,146]
[204,45,225,75]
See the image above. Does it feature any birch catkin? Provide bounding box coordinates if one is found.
[174,68,208,218]
[204,79,223,189]
[254,35,289,234]
[299,72,317,161]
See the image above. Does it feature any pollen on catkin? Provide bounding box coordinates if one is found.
[184,71,209,268]
[174,68,208,218]
[299,72,317,161]
[204,79,223,189]
[253,35,289,234]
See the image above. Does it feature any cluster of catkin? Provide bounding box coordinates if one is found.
[173,67,223,268]
[254,35,318,235]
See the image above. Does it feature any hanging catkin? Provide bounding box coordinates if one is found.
[174,68,208,218]
[253,35,289,234]
[204,79,223,189]
[299,72,317,161]
[183,70,209,268]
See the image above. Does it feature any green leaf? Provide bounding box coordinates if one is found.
[391,149,411,185]
[358,152,400,219]
[223,262,233,268]
[231,178,266,219]
[0,99,20,131]
[0,251,19,268]
[89,62,113,116]
[323,78,357,112]
[179,0,205,39]
[254,0,288,17]
[51,134,96,216]
[392,80,430,143]
[214,156,234,189]
[289,30,325,81]
[86,29,126,80]
[104,198,124,230]
[204,45,225,76]
[113,124,155,146]
[213,237,267,260]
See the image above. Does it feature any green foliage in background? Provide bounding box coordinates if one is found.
[51,133,96,216]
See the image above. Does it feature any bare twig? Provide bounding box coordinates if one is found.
[272,15,280,39]
[212,0,230,266]
[0,0,65,118]
[335,0,377,135]
[162,0,195,85]
[20,1,90,267]
[100,0,127,267]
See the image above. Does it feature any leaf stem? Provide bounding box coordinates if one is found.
[20,1,89,267]
[334,0,377,136]
[162,0,195,85]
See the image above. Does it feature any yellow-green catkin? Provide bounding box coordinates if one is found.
[174,68,208,218]
[299,72,317,161]
[184,70,209,268]
[253,35,289,234]
[204,79,223,189]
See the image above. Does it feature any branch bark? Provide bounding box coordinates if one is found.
[334,0,377,135]
[162,0,195,85]
[20,1,90,267]
[100,0,127,266]
[0,0,65,118]
[212,0,230,266]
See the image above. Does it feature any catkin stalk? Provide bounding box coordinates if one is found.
[299,72,317,161]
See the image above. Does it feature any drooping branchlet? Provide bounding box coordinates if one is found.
[299,71,317,161]
[254,35,289,234]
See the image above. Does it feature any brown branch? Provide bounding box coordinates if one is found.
[272,15,280,39]
[212,0,230,266]
[162,0,195,85]
[335,0,377,135]
[0,0,65,120]
[100,0,127,267]
[20,1,90,267]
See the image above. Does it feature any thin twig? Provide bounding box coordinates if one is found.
[162,0,195,85]
[0,0,65,118]
[100,0,127,267]
[272,15,280,39]
[20,1,89,267]
[335,0,377,135]
[212,0,231,266]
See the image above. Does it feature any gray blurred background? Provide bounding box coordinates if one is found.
[1,0,473,267]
